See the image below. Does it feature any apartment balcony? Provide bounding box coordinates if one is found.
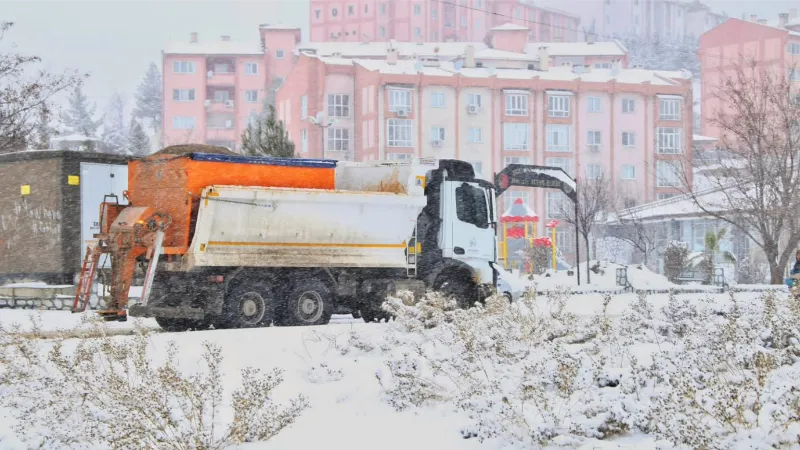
[205,99,236,113]
[206,127,238,143]
[206,71,236,87]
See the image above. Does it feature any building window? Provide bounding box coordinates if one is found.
[414,3,421,15]
[659,98,681,120]
[656,160,682,187]
[300,129,308,153]
[244,90,258,103]
[379,26,386,37]
[388,89,412,112]
[172,89,195,101]
[432,8,438,19]
[546,124,570,152]
[332,7,339,17]
[348,4,354,15]
[414,27,422,37]
[790,43,800,55]
[315,9,321,19]
[622,98,636,113]
[461,15,467,27]
[327,128,350,151]
[548,95,570,117]
[586,164,603,180]
[587,130,601,151]
[503,123,529,150]
[595,62,611,69]
[547,191,569,219]
[380,2,387,15]
[214,63,231,74]
[244,62,258,75]
[430,126,445,142]
[431,91,446,108]
[387,152,412,160]
[301,95,308,119]
[505,93,529,116]
[172,116,196,129]
[588,96,601,113]
[621,165,636,180]
[365,4,369,13]
[658,193,677,200]
[213,90,230,102]
[327,94,350,117]
[388,119,413,147]
[657,127,682,154]
[467,127,482,143]
[545,157,572,176]
[467,93,482,108]
[514,7,522,18]
[172,61,196,73]
[275,50,285,59]
[476,18,482,29]
[622,131,636,147]
[432,31,438,40]
[504,156,530,167]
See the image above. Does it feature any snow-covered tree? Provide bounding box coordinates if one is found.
[133,62,162,133]
[620,34,700,76]
[100,93,129,154]
[62,85,101,138]
[0,21,83,153]
[128,117,150,156]
[32,107,54,149]
[241,104,295,157]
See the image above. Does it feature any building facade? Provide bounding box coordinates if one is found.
[309,0,580,43]
[161,25,627,150]
[276,36,693,243]
[698,13,800,140]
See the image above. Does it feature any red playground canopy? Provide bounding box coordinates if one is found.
[500,198,539,223]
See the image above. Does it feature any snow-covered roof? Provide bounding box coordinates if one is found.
[355,59,456,77]
[164,40,263,55]
[259,23,300,30]
[473,48,539,61]
[490,23,530,32]
[298,41,488,58]
[738,17,800,38]
[524,41,628,57]
[608,187,732,223]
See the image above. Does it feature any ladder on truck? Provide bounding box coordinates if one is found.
[406,222,418,278]
[72,242,101,313]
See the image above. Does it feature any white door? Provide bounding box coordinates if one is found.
[443,181,496,282]
[80,163,128,267]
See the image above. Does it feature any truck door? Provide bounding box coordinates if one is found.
[442,181,495,281]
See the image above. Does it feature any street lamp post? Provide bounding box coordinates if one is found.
[305,112,337,158]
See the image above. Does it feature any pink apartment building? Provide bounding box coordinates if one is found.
[698,13,800,140]
[162,24,627,150]
[309,0,580,43]
[276,30,693,243]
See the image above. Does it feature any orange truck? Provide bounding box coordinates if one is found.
[74,145,574,331]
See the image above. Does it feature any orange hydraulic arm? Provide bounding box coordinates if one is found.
[73,198,171,321]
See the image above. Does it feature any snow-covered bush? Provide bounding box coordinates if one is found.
[379,286,800,448]
[663,240,690,283]
[0,316,308,449]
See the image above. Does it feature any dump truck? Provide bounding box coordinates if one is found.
[73,145,577,330]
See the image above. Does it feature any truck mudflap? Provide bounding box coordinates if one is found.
[129,304,205,320]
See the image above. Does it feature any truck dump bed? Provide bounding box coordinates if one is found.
[127,152,336,254]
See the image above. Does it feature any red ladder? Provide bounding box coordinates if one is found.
[72,243,101,313]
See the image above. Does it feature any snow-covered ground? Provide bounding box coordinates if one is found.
[3,288,798,449]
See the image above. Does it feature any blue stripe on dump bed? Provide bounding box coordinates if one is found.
[190,152,338,169]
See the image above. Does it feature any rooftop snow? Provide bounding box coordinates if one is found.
[259,23,300,30]
[355,59,455,77]
[525,41,627,57]
[164,40,263,55]
[473,48,539,61]
[490,23,530,31]
[298,41,488,58]
[608,187,737,223]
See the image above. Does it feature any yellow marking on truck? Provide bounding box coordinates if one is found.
[207,241,407,249]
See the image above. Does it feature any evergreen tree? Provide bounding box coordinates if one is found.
[100,93,129,154]
[133,62,162,133]
[32,107,53,149]
[62,85,101,138]
[240,104,295,157]
[128,117,151,156]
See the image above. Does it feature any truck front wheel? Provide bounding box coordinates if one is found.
[279,279,333,326]
[220,281,275,328]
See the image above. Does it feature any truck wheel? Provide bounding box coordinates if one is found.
[434,272,478,309]
[221,282,275,328]
[281,280,333,326]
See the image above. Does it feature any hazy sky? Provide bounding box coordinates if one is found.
[2,0,797,115]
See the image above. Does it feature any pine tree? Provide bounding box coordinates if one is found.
[62,85,101,138]
[128,118,151,156]
[133,62,162,133]
[100,93,129,154]
[240,104,295,157]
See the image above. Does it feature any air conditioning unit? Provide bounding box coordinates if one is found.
[225,120,233,128]
[225,100,234,107]
[396,108,409,117]
[588,144,601,153]
[467,104,479,114]
[431,139,443,147]
[204,99,211,107]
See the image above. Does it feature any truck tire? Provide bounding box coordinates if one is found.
[220,281,275,328]
[279,279,333,326]
[434,271,478,310]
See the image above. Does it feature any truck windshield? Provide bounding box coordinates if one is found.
[455,183,489,229]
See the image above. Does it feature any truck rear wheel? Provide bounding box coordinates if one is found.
[220,281,275,328]
[279,279,333,326]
